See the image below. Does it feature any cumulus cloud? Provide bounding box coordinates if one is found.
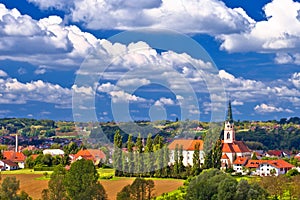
[219,0,300,57]
[154,97,175,106]
[254,103,293,113]
[27,0,253,34]
[0,69,7,77]
[0,74,71,106]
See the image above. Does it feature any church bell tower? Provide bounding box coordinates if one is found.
[224,100,235,143]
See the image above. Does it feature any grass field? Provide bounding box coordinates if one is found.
[0,171,184,200]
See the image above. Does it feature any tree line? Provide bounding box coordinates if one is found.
[113,129,222,179]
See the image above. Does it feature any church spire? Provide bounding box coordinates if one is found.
[226,100,233,123]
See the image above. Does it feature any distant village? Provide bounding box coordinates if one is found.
[0,102,299,177]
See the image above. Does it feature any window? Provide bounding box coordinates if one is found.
[227,132,230,139]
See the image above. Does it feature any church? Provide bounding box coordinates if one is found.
[168,101,251,168]
[221,101,251,168]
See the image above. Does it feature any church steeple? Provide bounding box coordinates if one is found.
[226,100,233,123]
[224,100,235,143]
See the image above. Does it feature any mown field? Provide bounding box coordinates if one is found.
[0,169,184,200]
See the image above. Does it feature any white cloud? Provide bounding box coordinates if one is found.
[110,90,146,103]
[232,100,244,106]
[117,78,150,87]
[219,0,300,55]
[254,103,293,113]
[154,97,175,106]
[29,0,253,35]
[0,69,7,77]
[0,76,71,106]
[289,72,300,88]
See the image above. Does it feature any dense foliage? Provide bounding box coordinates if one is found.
[42,160,107,200]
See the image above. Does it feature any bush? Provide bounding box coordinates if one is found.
[33,166,54,171]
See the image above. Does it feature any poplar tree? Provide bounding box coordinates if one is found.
[144,133,154,176]
[192,142,201,175]
[135,133,144,176]
[178,145,185,174]
[113,130,123,176]
[127,134,134,176]
[162,145,170,177]
[155,136,164,177]
[173,144,179,177]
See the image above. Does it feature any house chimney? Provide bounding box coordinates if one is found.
[15,134,18,152]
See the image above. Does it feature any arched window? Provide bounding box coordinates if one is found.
[227,132,230,139]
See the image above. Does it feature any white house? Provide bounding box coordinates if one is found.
[232,157,248,174]
[0,160,18,171]
[258,160,294,176]
[43,149,65,156]
[168,139,204,166]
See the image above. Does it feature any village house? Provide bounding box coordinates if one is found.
[73,149,106,165]
[2,151,26,169]
[0,160,19,171]
[168,139,204,166]
[43,149,65,156]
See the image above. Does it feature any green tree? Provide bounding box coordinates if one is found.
[0,176,32,200]
[162,146,170,178]
[217,177,237,200]
[192,142,201,175]
[178,145,185,175]
[212,140,222,169]
[48,165,67,200]
[64,159,107,200]
[144,133,154,176]
[135,133,144,176]
[0,177,20,200]
[155,136,164,177]
[117,178,154,200]
[113,130,123,176]
[127,134,134,175]
[173,144,179,177]
[234,179,250,200]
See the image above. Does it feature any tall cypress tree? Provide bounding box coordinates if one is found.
[173,144,179,177]
[212,139,222,169]
[192,142,201,175]
[113,130,123,176]
[162,145,170,177]
[178,145,185,174]
[135,133,144,176]
[155,136,164,177]
[144,133,154,176]
[127,134,134,176]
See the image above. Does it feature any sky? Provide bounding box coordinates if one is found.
[0,0,300,122]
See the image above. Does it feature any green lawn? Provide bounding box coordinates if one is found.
[1,169,53,175]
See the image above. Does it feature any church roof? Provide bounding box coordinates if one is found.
[221,154,229,159]
[222,140,251,153]
[168,139,203,151]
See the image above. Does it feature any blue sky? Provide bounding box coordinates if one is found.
[0,0,300,122]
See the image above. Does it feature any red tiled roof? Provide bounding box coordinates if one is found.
[233,156,248,165]
[262,159,294,169]
[267,150,282,157]
[221,154,229,159]
[221,141,251,153]
[168,139,203,151]
[245,160,264,168]
[74,149,106,162]
[3,151,26,162]
[1,159,18,167]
